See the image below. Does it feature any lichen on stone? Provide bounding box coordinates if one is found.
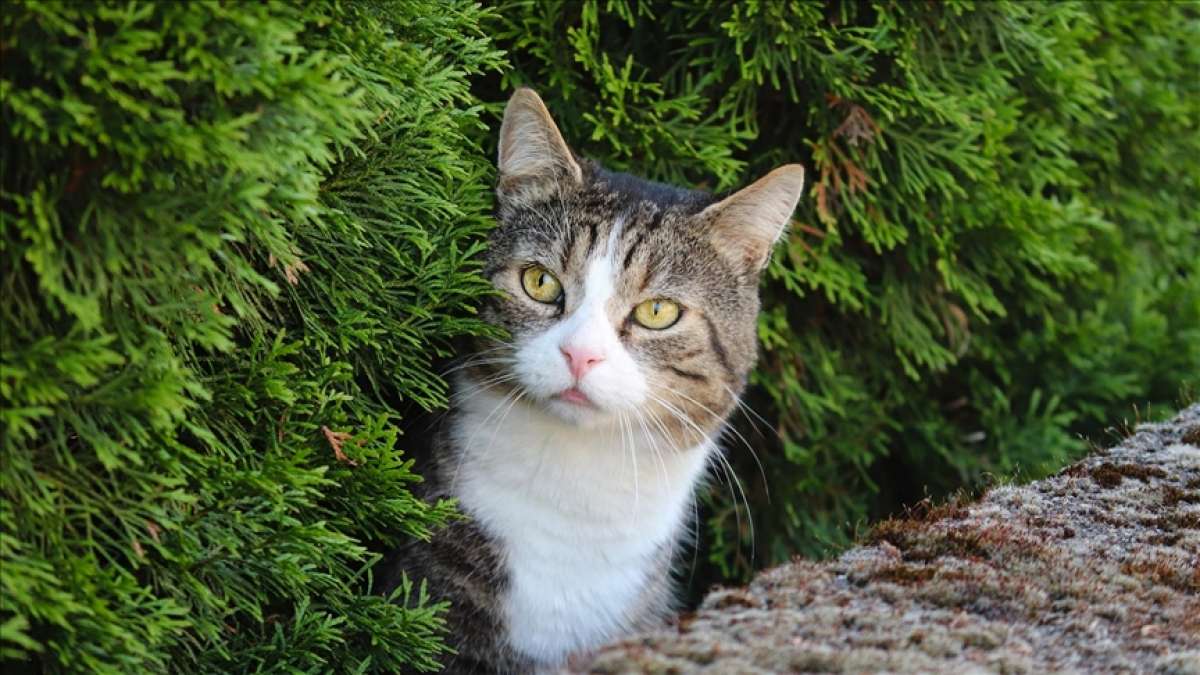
[583,405,1200,674]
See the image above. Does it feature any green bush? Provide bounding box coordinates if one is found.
[484,0,1200,578]
[2,1,500,670]
[2,0,1197,671]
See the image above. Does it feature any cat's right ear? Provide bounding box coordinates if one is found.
[698,164,806,273]
[497,88,583,201]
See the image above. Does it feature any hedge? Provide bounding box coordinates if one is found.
[2,1,499,671]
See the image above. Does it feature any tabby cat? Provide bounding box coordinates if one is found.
[377,88,805,673]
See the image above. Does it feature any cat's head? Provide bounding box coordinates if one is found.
[472,88,804,443]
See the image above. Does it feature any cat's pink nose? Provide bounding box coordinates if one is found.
[560,345,605,380]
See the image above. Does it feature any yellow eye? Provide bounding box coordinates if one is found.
[633,299,681,330]
[521,265,563,304]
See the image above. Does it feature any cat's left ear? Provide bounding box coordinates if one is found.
[497,88,583,201]
[699,164,806,272]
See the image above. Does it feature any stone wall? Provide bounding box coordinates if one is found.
[585,405,1200,673]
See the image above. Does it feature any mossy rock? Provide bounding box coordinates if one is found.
[586,405,1200,673]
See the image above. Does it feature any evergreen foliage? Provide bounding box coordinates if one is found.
[2,0,1197,671]
[2,1,500,671]
[484,0,1200,577]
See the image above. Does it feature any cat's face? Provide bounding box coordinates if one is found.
[470,89,804,443]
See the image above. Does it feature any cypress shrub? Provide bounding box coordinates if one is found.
[484,0,1200,578]
[1,1,500,671]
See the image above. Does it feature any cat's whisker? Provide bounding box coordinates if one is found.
[658,404,747,566]
[616,410,640,517]
[440,351,518,377]
[461,340,514,356]
[640,404,679,455]
[632,406,670,493]
[721,383,779,441]
[440,340,514,365]
[652,379,770,506]
[713,444,756,570]
[688,476,701,591]
[478,386,528,474]
[650,377,754,451]
[646,390,756,570]
[452,372,521,406]
[451,383,525,490]
[441,360,515,380]
[468,389,530,478]
[609,402,626,481]
[642,404,691,500]
[444,357,513,384]
[638,402,703,590]
[722,386,775,503]
[452,366,518,387]
[706,442,743,558]
[627,412,641,517]
[644,392,710,449]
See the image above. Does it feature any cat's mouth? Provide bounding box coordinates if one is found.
[556,386,595,407]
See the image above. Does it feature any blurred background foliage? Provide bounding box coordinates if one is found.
[1,0,1197,671]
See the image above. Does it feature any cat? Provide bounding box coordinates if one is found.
[376,88,805,674]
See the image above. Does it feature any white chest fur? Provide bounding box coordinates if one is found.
[450,384,712,667]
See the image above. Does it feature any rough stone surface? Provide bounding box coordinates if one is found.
[582,405,1200,674]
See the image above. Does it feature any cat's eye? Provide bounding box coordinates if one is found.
[521,265,563,304]
[633,299,681,330]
